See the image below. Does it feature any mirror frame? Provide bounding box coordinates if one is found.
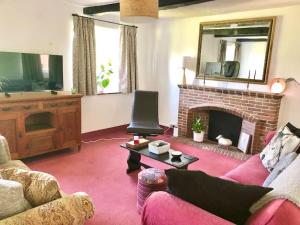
[195,17,276,84]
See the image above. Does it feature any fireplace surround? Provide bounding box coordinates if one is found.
[178,85,283,154]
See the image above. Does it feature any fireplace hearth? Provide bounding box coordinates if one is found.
[178,85,283,154]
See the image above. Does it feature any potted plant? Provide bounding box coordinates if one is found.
[96,60,113,93]
[192,117,204,142]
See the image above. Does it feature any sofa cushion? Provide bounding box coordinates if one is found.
[0,160,30,170]
[263,152,297,187]
[260,125,300,172]
[0,135,11,164]
[0,179,31,219]
[224,154,269,186]
[251,153,300,213]
[165,169,272,225]
[142,191,234,225]
[0,168,62,207]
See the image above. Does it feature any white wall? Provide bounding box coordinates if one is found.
[153,5,300,128]
[0,0,156,133]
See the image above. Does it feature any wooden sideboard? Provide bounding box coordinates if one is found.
[0,93,82,159]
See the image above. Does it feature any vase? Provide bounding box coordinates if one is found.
[193,131,204,142]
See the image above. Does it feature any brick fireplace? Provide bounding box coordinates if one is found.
[178,85,283,154]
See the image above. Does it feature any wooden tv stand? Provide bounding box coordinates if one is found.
[0,92,82,159]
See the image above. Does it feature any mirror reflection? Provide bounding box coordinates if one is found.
[196,17,275,83]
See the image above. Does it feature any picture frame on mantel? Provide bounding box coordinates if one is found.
[238,132,251,153]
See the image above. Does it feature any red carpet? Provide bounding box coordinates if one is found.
[26,129,243,225]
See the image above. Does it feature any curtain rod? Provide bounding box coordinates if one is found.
[72,14,138,28]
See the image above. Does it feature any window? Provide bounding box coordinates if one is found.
[95,24,120,94]
[225,42,236,61]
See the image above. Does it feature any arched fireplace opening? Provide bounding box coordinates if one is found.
[208,110,242,147]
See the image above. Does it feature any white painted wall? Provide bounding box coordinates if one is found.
[0,0,156,133]
[153,5,300,128]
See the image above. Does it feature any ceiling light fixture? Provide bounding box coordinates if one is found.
[120,0,159,23]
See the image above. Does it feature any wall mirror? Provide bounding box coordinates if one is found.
[196,17,276,84]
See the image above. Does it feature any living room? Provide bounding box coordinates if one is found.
[1,0,300,224]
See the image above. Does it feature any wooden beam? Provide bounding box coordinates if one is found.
[83,0,213,15]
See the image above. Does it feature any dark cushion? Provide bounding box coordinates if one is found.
[286,122,300,137]
[286,122,300,153]
[165,169,272,225]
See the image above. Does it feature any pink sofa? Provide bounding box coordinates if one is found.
[141,154,300,225]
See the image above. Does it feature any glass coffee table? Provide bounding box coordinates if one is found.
[120,143,199,174]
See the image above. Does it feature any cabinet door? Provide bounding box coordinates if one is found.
[0,113,20,159]
[58,107,81,148]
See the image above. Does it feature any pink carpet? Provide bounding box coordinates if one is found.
[26,129,243,225]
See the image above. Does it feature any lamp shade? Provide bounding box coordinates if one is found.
[120,0,158,23]
[269,78,286,94]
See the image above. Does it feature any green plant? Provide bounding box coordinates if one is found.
[192,117,204,133]
[97,60,113,89]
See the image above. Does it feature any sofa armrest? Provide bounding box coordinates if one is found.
[141,191,234,225]
[247,200,300,225]
[0,192,94,225]
[263,131,276,147]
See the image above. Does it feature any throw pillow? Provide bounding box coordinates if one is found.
[286,122,300,137]
[260,125,300,172]
[286,122,300,153]
[251,153,300,213]
[0,168,62,207]
[263,152,298,187]
[0,136,11,164]
[0,179,31,219]
[165,169,272,225]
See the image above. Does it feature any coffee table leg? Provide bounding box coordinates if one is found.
[127,151,141,174]
[181,165,188,170]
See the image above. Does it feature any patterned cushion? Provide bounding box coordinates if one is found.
[138,168,167,185]
[0,179,31,219]
[0,136,11,164]
[260,126,300,172]
[0,168,62,207]
[263,152,298,187]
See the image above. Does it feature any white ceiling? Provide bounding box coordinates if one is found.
[65,0,300,17]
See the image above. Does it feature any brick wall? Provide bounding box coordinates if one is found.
[178,85,283,154]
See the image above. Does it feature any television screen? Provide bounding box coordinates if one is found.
[0,51,63,92]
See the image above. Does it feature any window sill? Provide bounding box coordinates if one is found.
[97,92,122,96]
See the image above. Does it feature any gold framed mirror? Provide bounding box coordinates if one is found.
[196,17,276,84]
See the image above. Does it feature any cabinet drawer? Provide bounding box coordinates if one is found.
[0,104,39,112]
[43,101,80,109]
[27,135,55,153]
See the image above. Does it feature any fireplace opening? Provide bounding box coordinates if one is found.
[208,110,242,146]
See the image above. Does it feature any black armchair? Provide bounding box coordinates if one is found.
[127,90,164,136]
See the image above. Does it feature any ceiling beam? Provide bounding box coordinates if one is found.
[83,0,213,15]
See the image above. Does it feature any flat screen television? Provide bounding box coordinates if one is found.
[0,51,63,92]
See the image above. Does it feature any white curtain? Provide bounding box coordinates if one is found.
[119,26,138,94]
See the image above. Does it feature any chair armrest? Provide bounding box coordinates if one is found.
[0,192,94,225]
[0,136,11,164]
